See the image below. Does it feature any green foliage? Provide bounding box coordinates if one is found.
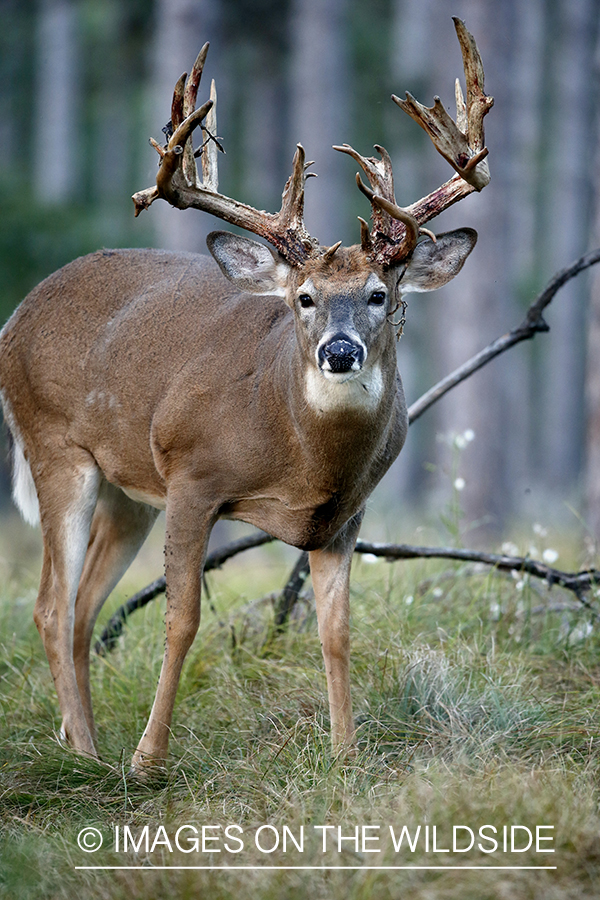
[0,539,599,898]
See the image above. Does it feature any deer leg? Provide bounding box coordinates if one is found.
[33,455,101,757]
[309,512,364,749]
[72,482,159,742]
[131,487,214,774]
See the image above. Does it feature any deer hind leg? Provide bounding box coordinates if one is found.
[72,481,160,743]
[131,486,215,774]
[309,512,364,750]
[33,452,101,757]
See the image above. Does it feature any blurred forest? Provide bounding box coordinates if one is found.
[2,0,600,540]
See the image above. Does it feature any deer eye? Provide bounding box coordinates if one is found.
[298,294,314,309]
[369,290,386,306]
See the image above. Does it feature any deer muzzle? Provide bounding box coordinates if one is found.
[318,335,366,375]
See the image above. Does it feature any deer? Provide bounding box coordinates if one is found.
[0,18,492,774]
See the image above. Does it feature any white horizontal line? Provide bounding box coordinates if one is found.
[76,865,558,871]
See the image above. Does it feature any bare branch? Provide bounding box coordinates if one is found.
[273,551,310,632]
[354,540,600,614]
[408,247,600,424]
[94,531,274,654]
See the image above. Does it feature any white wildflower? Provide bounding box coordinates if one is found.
[566,621,593,646]
[533,523,548,537]
[542,548,559,564]
[432,587,443,598]
[503,543,520,558]
[404,595,414,606]
[489,602,501,621]
[463,429,475,443]
[362,553,379,564]
[454,477,466,491]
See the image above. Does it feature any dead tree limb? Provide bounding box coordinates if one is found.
[94,531,274,654]
[408,247,600,423]
[273,551,311,631]
[354,540,600,615]
[94,248,600,650]
[265,540,600,622]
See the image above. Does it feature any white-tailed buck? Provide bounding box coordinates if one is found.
[0,18,492,773]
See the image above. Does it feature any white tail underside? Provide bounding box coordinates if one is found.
[11,433,40,526]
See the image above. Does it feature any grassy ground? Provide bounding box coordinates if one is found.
[0,514,599,899]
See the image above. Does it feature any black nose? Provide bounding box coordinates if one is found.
[318,336,364,373]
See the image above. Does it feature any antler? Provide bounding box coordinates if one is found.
[132,44,320,265]
[335,17,493,268]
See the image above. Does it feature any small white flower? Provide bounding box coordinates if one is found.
[533,523,548,537]
[503,543,520,558]
[454,477,466,491]
[529,545,540,558]
[362,553,379,564]
[463,429,475,443]
[515,580,525,592]
[404,594,414,606]
[489,602,501,621]
[542,548,559,564]
[567,622,593,645]
[432,587,443,598]
[454,434,467,449]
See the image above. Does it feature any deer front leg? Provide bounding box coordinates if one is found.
[309,512,363,749]
[131,488,215,775]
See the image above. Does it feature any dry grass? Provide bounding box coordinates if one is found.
[0,516,599,899]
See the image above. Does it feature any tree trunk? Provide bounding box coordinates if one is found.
[288,0,350,246]
[34,0,80,203]
[542,0,599,498]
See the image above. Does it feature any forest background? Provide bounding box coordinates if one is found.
[3,0,600,544]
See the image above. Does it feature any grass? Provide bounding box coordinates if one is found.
[0,516,599,899]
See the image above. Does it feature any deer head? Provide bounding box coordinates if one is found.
[133,17,493,392]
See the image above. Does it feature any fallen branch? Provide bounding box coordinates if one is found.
[94,248,600,650]
[96,533,600,654]
[354,540,600,615]
[273,551,310,631]
[94,531,274,654]
[268,540,600,619]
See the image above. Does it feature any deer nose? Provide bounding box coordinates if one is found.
[318,336,365,373]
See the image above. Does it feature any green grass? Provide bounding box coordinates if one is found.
[0,522,599,899]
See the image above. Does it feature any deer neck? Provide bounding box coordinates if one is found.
[283,329,402,468]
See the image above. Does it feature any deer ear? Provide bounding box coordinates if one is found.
[207,231,290,295]
[399,228,477,293]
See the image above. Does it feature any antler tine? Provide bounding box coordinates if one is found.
[334,142,420,266]
[355,173,419,260]
[183,42,209,119]
[280,144,308,230]
[392,17,492,197]
[171,73,187,131]
[133,45,320,265]
[201,79,219,191]
[357,217,372,253]
[178,42,210,186]
[453,16,491,153]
